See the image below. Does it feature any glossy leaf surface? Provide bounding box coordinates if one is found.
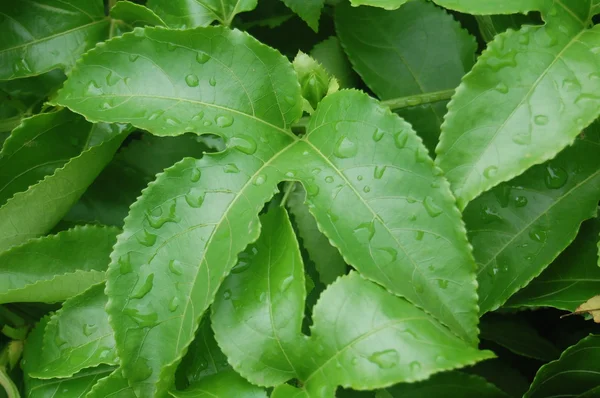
[86,369,137,398]
[170,370,267,398]
[0,226,117,304]
[432,0,549,14]
[336,0,476,152]
[28,284,116,379]
[508,218,600,311]
[525,335,600,398]
[147,0,258,28]
[465,129,600,314]
[0,0,109,80]
[110,1,167,28]
[437,2,600,208]
[211,207,306,387]
[381,371,510,398]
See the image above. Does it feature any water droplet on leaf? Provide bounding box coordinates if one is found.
[423,196,443,218]
[368,349,399,369]
[334,137,358,158]
[185,74,199,87]
[131,274,154,299]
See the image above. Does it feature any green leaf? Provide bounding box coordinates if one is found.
[380,371,510,398]
[286,184,346,284]
[464,128,600,314]
[22,316,113,398]
[0,226,117,304]
[66,133,209,226]
[0,115,128,252]
[293,51,338,110]
[349,0,408,10]
[276,90,480,344]
[432,0,549,14]
[27,284,116,379]
[436,2,600,208]
[110,1,167,28]
[479,314,560,361]
[335,0,476,152]
[468,359,529,398]
[280,0,324,31]
[266,272,493,396]
[170,370,267,398]
[475,14,541,43]
[175,318,229,389]
[310,37,358,89]
[211,207,306,387]
[507,217,600,312]
[86,369,137,398]
[0,109,119,208]
[147,0,258,28]
[524,335,600,398]
[0,0,109,80]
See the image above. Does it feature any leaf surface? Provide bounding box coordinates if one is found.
[211,207,306,387]
[86,369,137,398]
[281,0,324,31]
[464,128,600,314]
[287,184,346,284]
[381,371,510,398]
[524,335,600,398]
[432,0,549,14]
[310,37,358,89]
[0,226,117,304]
[170,370,267,398]
[0,0,109,79]
[349,0,408,10]
[27,284,117,379]
[110,1,167,28]
[436,2,600,208]
[147,0,258,28]
[507,218,600,311]
[335,0,476,152]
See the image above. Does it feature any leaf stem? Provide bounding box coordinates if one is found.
[0,368,19,398]
[280,182,296,208]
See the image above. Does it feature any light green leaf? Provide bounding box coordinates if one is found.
[175,318,230,389]
[479,314,560,361]
[436,2,600,208]
[275,90,480,344]
[507,217,600,311]
[464,128,600,314]
[211,207,306,387]
[268,272,493,396]
[293,51,338,110]
[310,37,358,89]
[147,0,258,28]
[380,371,510,398]
[525,335,600,398]
[0,226,117,304]
[0,0,109,80]
[110,1,167,28]
[286,184,346,284]
[170,370,267,398]
[349,0,408,10]
[86,369,136,398]
[66,133,210,227]
[27,284,116,379]
[281,0,324,31]
[0,109,119,207]
[0,115,128,252]
[23,316,113,398]
[475,14,541,43]
[335,0,476,152]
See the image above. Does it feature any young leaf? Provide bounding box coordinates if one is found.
[280,0,324,32]
[335,0,476,152]
[507,218,600,311]
[0,119,128,253]
[310,37,358,89]
[86,369,137,398]
[436,2,600,208]
[267,272,493,396]
[524,335,600,398]
[170,370,267,398]
[293,52,338,110]
[147,0,258,28]
[0,0,109,80]
[479,314,560,361]
[110,1,167,28]
[211,207,306,387]
[286,184,346,284]
[380,371,510,398]
[0,109,119,207]
[0,225,117,304]
[27,284,117,379]
[66,133,210,226]
[464,128,600,314]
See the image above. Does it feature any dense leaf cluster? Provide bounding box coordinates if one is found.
[1,0,600,397]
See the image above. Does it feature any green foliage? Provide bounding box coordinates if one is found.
[1,1,600,397]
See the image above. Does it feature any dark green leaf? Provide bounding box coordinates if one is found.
[310,37,358,89]
[281,0,324,31]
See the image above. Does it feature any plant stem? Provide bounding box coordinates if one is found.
[280,182,296,208]
[0,368,19,398]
